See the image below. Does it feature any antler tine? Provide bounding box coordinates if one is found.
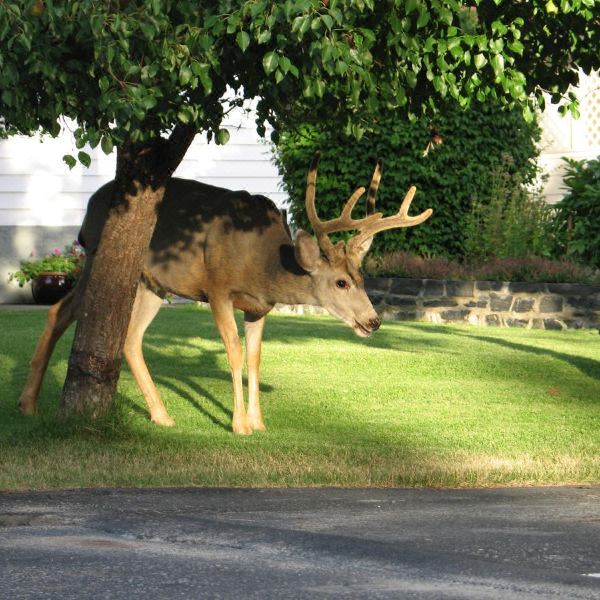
[366,159,383,215]
[305,153,382,257]
[313,186,382,235]
[305,151,335,255]
[348,185,433,252]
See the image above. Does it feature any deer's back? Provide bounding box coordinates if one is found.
[79,178,288,302]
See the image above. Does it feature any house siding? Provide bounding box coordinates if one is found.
[0,112,285,302]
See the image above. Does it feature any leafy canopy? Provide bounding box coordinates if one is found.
[0,0,598,162]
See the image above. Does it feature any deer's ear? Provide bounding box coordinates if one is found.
[294,230,322,272]
[348,235,374,263]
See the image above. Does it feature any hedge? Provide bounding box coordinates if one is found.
[273,102,541,258]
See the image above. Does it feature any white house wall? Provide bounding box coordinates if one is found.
[0,112,285,302]
[538,70,600,203]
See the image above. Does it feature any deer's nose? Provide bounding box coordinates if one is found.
[368,317,381,331]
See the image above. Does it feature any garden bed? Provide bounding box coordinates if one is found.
[366,277,600,330]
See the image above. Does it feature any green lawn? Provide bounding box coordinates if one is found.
[1,304,599,490]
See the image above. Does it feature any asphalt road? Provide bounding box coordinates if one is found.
[1,487,600,599]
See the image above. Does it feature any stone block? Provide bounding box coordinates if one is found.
[446,280,474,297]
[423,298,458,308]
[466,300,488,308]
[509,282,544,293]
[539,295,564,313]
[365,277,391,292]
[547,283,600,296]
[513,298,535,313]
[506,318,528,328]
[476,280,504,291]
[440,309,469,321]
[388,310,418,321]
[566,295,600,311]
[386,295,418,307]
[490,293,513,312]
[367,291,386,304]
[390,278,422,296]
[423,279,445,297]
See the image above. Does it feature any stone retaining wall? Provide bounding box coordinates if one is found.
[365,277,600,330]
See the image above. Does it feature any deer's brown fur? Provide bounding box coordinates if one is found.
[18,157,432,434]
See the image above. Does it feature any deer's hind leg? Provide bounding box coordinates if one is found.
[19,287,81,416]
[123,285,174,427]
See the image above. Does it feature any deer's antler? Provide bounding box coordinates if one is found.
[305,153,382,258]
[366,159,383,215]
[305,153,433,260]
[347,186,433,255]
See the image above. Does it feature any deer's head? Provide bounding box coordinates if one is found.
[294,153,432,337]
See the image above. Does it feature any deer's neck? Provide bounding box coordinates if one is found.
[267,244,317,306]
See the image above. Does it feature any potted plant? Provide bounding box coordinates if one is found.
[8,241,86,304]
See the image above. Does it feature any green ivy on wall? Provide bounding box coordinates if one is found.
[274,102,541,258]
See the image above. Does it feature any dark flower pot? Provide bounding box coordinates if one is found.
[31,272,74,305]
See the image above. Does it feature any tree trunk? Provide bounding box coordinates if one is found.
[60,127,196,418]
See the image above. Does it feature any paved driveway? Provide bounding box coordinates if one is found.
[1,487,600,599]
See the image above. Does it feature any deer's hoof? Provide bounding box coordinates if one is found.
[18,397,36,416]
[151,415,175,427]
[232,421,253,436]
[249,419,266,432]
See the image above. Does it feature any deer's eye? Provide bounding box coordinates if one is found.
[336,279,349,289]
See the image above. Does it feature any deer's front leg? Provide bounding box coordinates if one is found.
[210,299,252,435]
[244,313,266,432]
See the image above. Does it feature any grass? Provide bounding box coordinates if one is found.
[1,304,599,490]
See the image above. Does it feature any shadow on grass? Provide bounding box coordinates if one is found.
[454,330,600,385]
[158,377,231,431]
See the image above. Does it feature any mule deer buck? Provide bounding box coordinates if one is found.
[18,154,432,434]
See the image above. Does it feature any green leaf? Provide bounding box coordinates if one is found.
[321,14,334,30]
[63,155,77,170]
[474,54,487,70]
[236,31,250,53]
[191,62,212,95]
[216,128,230,145]
[78,151,91,168]
[405,0,419,15]
[417,9,430,28]
[508,40,524,55]
[179,65,193,86]
[257,30,271,44]
[250,1,268,17]
[313,78,325,97]
[101,136,113,155]
[177,108,192,124]
[490,54,504,76]
[263,51,279,75]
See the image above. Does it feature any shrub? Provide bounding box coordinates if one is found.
[273,101,541,258]
[554,156,600,268]
[364,252,466,280]
[462,156,558,260]
[364,252,598,284]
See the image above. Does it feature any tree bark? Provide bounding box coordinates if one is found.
[60,126,196,418]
